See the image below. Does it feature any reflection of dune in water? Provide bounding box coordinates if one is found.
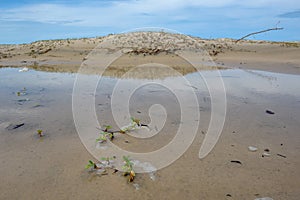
[102,54,225,79]
[1,53,226,79]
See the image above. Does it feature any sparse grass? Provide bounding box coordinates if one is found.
[281,42,300,48]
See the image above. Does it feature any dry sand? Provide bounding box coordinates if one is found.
[0,32,299,200]
[1,32,299,74]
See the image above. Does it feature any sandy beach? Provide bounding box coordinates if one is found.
[1,32,300,74]
[0,32,300,200]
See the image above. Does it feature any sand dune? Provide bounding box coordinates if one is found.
[1,32,299,75]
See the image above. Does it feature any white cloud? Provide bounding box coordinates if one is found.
[1,0,299,43]
[0,0,299,27]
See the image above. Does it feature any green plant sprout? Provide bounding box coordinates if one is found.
[100,156,116,166]
[16,88,27,96]
[84,156,137,182]
[85,160,98,170]
[101,156,116,162]
[103,125,112,131]
[96,132,108,142]
[96,118,147,142]
[120,117,141,133]
[122,156,135,182]
[37,129,43,137]
[96,125,114,143]
[131,117,141,126]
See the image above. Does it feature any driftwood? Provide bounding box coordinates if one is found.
[236,27,283,43]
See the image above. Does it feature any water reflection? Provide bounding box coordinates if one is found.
[1,67,300,98]
[0,53,226,79]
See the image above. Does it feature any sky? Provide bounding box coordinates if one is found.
[0,0,299,44]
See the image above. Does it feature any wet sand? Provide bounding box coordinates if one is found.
[0,32,300,200]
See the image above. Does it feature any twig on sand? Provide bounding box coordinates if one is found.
[235,27,283,43]
[277,153,287,158]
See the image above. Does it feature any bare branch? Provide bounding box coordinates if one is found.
[235,27,284,43]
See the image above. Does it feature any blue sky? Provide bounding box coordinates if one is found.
[0,0,299,44]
